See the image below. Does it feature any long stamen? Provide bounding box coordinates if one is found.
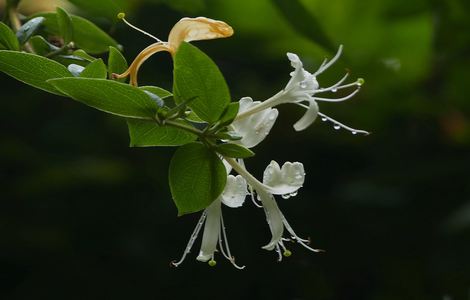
[317,112,370,135]
[313,45,343,76]
[315,73,349,93]
[281,213,324,253]
[275,244,283,262]
[118,13,163,43]
[314,88,360,102]
[171,212,207,267]
[220,213,246,270]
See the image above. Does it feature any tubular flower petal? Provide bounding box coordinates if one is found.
[115,16,233,86]
[231,97,279,148]
[197,200,222,262]
[168,17,234,50]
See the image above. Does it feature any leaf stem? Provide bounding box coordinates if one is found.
[164,119,204,137]
[45,44,71,58]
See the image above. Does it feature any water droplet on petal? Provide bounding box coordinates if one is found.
[334,125,341,130]
[299,81,307,89]
[332,88,337,93]
[321,117,328,122]
[282,194,291,199]
[352,131,357,135]
[290,191,298,197]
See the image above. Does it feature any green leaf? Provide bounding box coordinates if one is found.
[79,58,107,79]
[73,49,96,62]
[218,102,239,126]
[0,50,70,95]
[271,0,335,53]
[56,7,74,44]
[16,17,45,45]
[215,143,255,158]
[127,119,196,147]
[108,46,128,81]
[33,12,118,54]
[48,78,159,119]
[173,42,230,123]
[169,142,227,215]
[0,22,19,51]
[139,86,172,99]
[29,35,59,55]
[53,55,88,67]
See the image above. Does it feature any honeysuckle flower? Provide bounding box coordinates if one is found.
[171,174,248,269]
[115,14,233,86]
[225,158,323,261]
[235,46,369,135]
[231,97,279,148]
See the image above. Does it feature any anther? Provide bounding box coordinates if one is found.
[283,249,292,257]
[208,259,217,267]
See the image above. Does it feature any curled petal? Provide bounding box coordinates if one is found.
[257,190,284,250]
[293,100,319,131]
[168,17,234,50]
[196,200,222,262]
[221,175,248,208]
[232,97,279,148]
[263,161,305,195]
[114,42,171,86]
[285,52,319,93]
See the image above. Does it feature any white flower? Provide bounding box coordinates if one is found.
[231,97,279,148]
[225,158,323,261]
[235,46,369,135]
[171,174,248,269]
[257,161,322,259]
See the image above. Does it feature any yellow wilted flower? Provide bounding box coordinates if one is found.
[115,13,233,86]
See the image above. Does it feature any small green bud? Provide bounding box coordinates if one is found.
[208,259,217,267]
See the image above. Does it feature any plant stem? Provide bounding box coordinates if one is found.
[45,45,70,58]
[8,6,34,53]
[8,7,21,31]
[164,119,204,137]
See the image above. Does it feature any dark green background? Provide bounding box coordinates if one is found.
[1,0,469,299]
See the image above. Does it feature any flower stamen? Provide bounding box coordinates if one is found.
[118,13,163,42]
[171,212,207,267]
[313,45,344,76]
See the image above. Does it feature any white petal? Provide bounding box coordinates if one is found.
[293,100,319,131]
[232,97,279,148]
[196,200,221,262]
[285,53,319,94]
[222,159,232,175]
[257,190,284,250]
[263,161,305,195]
[221,175,248,208]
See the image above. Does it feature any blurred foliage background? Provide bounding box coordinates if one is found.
[1,0,469,299]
